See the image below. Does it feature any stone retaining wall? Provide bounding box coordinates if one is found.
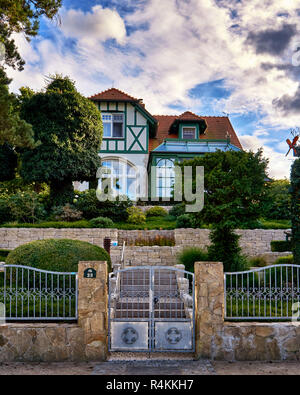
[0,228,118,250]
[175,229,289,256]
[111,246,181,266]
[0,228,289,259]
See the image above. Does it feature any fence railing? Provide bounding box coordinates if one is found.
[224,264,300,320]
[0,264,78,321]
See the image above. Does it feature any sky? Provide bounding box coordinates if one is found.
[7,0,300,179]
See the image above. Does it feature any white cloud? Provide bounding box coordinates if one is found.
[240,134,294,179]
[6,0,300,179]
[60,5,126,45]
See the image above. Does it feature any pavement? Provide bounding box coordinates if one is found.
[0,359,300,375]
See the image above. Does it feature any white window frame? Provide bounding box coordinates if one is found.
[182,126,196,139]
[102,113,124,139]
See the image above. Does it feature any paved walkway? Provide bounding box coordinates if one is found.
[0,360,300,375]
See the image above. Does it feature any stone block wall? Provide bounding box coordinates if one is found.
[110,246,181,267]
[0,228,289,260]
[0,228,118,250]
[175,228,289,257]
[214,322,300,361]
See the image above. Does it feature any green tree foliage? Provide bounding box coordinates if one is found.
[0,67,35,148]
[0,0,61,70]
[20,75,103,206]
[182,149,268,228]
[261,179,291,220]
[290,158,300,265]
[180,150,268,271]
[0,142,17,181]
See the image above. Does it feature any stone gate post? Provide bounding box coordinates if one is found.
[194,261,224,359]
[78,261,108,361]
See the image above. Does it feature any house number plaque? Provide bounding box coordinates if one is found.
[84,268,97,279]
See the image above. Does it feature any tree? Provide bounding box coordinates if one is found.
[0,142,18,181]
[261,179,291,220]
[0,67,35,148]
[20,75,103,206]
[0,0,61,70]
[290,158,300,265]
[180,149,268,271]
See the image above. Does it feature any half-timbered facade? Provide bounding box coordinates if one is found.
[88,88,243,200]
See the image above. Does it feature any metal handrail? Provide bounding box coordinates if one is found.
[120,241,126,269]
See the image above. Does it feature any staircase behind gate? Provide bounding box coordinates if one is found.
[108,266,195,352]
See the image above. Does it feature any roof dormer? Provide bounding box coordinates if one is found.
[168,111,207,139]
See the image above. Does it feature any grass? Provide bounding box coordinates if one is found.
[259,219,291,229]
[226,297,298,320]
[0,293,77,320]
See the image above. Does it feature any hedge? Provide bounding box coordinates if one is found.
[6,239,111,272]
[270,240,292,252]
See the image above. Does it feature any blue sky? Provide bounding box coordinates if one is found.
[8,0,300,178]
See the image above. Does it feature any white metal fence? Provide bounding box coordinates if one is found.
[0,264,78,321]
[225,264,300,320]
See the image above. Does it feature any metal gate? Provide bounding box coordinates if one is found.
[108,266,195,352]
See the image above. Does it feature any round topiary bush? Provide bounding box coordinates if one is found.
[176,214,194,228]
[126,206,146,225]
[89,216,115,228]
[146,206,168,217]
[6,239,111,272]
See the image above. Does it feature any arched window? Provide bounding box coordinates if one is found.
[99,159,137,200]
[156,158,175,198]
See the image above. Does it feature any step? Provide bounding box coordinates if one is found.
[114,311,186,319]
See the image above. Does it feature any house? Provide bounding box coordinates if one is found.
[86,88,243,201]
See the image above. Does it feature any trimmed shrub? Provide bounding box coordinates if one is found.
[146,206,168,217]
[0,220,91,228]
[176,214,193,228]
[6,239,111,272]
[177,247,209,273]
[89,217,115,228]
[271,240,292,252]
[127,206,146,225]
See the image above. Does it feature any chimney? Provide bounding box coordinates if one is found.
[138,99,145,108]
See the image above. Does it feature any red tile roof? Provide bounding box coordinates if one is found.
[177,111,203,121]
[149,115,243,152]
[89,88,139,102]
